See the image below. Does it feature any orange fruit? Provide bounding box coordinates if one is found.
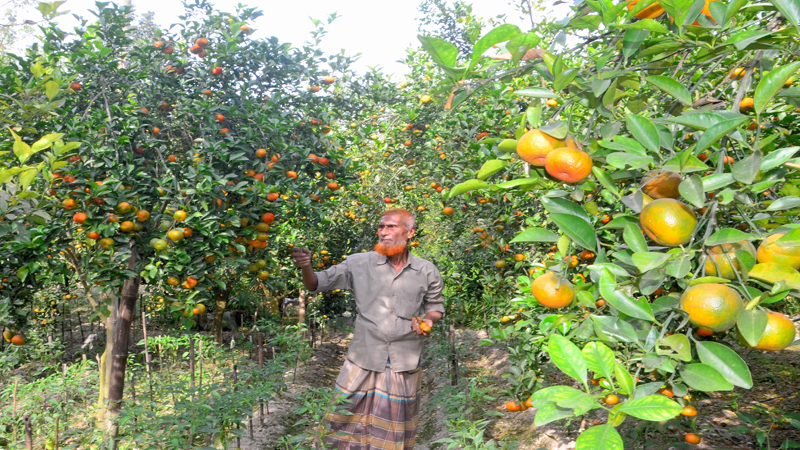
[323,76,335,84]
[514,253,525,261]
[2,328,12,342]
[659,388,674,398]
[506,401,521,412]
[72,212,87,224]
[119,221,134,232]
[327,182,339,191]
[173,210,187,221]
[495,260,506,268]
[730,67,745,80]
[117,202,133,213]
[62,198,77,210]
[531,272,575,308]
[546,98,558,107]
[267,192,279,201]
[215,114,225,122]
[745,311,796,351]
[11,335,26,346]
[639,198,696,247]
[443,206,454,215]
[544,147,592,183]
[239,24,251,34]
[685,433,701,445]
[262,212,275,224]
[136,210,150,222]
[516,129,564,166]
[87,231,100,240]
[604,394,619,405]
[704,241,757,279]
[740,97,755,113]
[287,171,298,179]
[167,277,179,286]
[697,328,714,336]
[757,232,800,269]
[679,283,744,332]
[641,170,682,199]
[168,229,185,242]
[628,0,665,19]
[682,405,698,417]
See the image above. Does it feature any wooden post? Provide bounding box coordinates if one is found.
[77,310,84,343]
[54,416,59,450]
[258,333,264,425]
[233,365,240,449]
[189,337,195,391]
[141,311,153,396]
[450,324,458,387]
[249,417,254,439]
[62,363,67,405]
[198,339,203,387]
[23,414,32,450]
[131,374,136,426]
[13,379,18,444]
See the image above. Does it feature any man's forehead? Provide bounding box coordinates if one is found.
[379,215,402,225]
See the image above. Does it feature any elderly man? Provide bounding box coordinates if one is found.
[291,208,444,449]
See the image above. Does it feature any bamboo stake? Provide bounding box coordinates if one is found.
[54,416,59,450]
[198,339,203,387]
[23,415,32,450]
[141,311,153,396]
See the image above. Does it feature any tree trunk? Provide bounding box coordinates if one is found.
[97,321,114,418]
[298,289,305,325]
[104,243,140,449]
[212,288,231,343]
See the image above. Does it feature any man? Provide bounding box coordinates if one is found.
[291,208,444,449]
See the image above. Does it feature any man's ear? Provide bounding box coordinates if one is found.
[406,227,416,240]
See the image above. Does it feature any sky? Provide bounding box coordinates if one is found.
[12,0,561,77]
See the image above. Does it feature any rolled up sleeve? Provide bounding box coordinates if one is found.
[422,266,445,316]
[311,260,352,294]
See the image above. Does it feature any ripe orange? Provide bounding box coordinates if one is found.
[262,212,275,224]
[11,335,26,346]
[627,0,665,19]
[697,328,714,336]
[62,198,77,210]
[420,94,432,103]
[679,283,744,332]
[544,147,592,183]
[323,76,335,84]
[163,46,174,54]
[659,388,674,398]
[168,229,185,242]
[639,198,696,247]
[757,232,800,269]
[685,433,701,445]
[531,272,575,308]
[196,37,209,47]
[443,206,454,215]
[120,221,135,232]
[87,231,100,240]
[516,129,564,166]
[136,210,150,222]
[546,98,558,107]
[183,227,193,237]
[641,170,682,199]
[745,311,796,351]
[506,401,521,412]
[255,148,267,158]
[173,210,187,221]
[202,89,212,96]
[604,394,619,405]
[704,241,757,279]
[168,154,177,162]
[514,253,525,261]
[319,157,330,166]
[730,67,745,80]
[740,97,754,113]
[212,66,223,76]
[152,127,160,134]
[327,182,339,191]
[215,114,224,122]
[267,192,279,201]
[73,212,87,224]
[99,238,114,249]
[2,329,12,342]
[310,85,321,93]
[682,405,698,417]
[404,140,412,147]
[239,24,251,34]
[220,128,230,134]
[167,277,179,286]
[154,40,163,48]
[287,171,298,179]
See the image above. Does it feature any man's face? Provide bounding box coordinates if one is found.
[375,214,414,256]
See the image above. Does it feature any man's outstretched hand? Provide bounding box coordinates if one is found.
[411,316,433,337]
[291,247,312,268]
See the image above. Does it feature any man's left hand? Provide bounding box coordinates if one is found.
[411,316,433,336]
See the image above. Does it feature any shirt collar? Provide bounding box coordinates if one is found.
[375,251,420,271]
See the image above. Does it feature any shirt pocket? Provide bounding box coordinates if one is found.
[395,284,424,319]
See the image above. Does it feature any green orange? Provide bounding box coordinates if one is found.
[679,283,744,332]
[704,241,757,280]
[515,129,564,166]
[639,198,696,247]
[757,232,800,269]
[531,272,575,308]
[746,311,797,351]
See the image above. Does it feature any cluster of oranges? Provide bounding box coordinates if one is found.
[515,129,592,184]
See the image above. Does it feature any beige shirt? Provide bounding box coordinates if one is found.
[311,251,445,372]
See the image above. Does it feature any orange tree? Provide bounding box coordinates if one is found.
[418,0,800,448]
[0,0,364,441]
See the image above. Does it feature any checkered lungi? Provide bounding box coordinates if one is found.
[320,358,421,449]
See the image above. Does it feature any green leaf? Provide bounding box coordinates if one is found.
[598,271,656,322]
[18,168,38,190]
[657,334,692,362]
[599,135,647,155]
[575,425,624,450]
[533,402,574,426]
[592,315,641,344]
[614,19,669,33]
[515,87,556,98]
[680,363,734,392]
[17,266,29,282]
[554,68,579,91]
[695,341,753,388]
[447,179,489,198]
[550,213,598,251]
[731,151,762,185]
[540,120,569,139]
[748,263,800,289]
[678,175,705,208]
[619,395,683,421]
[31,133,63,154]
[645,75,692,104]
[548,334,588,386]
[495,177,547,190]
[776,227,800,245]
[583,341,616,383]
[417,35,465,80]
[695,118,749,154]
[622,29,649,59]
[511,227,559,243]
[592,167,620,197]
[737,309,769,348]
[761,147,799,171]
[663,112,726,131]
[624,223,649,253]
[766,196,800,211]
[769,0,800,37]
[542,196,592,223]
[702,173,735,191]
[10,129,32,164]
[476,160,508,180]
[615,363,635,396]
[660,0,695,28]
[754,61,800,115]
[469,24,521,72]
[555,390,600,415]
[45,80,60,100]
[626,113,660,153]
[705,228,757,246]
[632,252,672,273]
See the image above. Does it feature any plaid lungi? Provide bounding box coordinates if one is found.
[321,358,422,450]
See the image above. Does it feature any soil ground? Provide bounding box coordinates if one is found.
[239,319,800,450]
